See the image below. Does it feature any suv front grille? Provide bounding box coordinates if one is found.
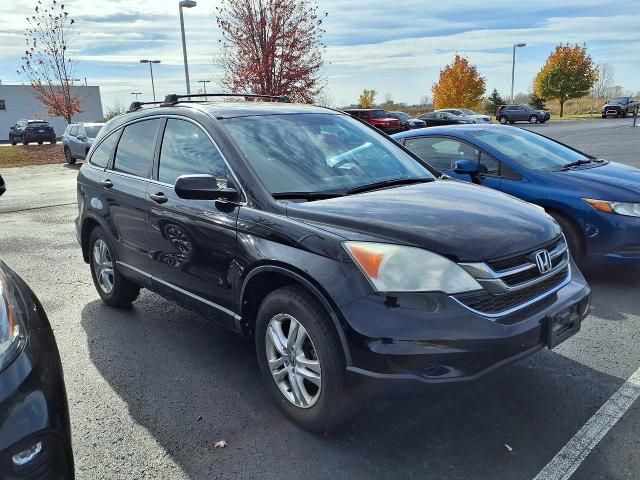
[453,266,569,315]
[454,235,570,317]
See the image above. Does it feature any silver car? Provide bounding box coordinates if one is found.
[62,122,104,164]
[436,108,492,124]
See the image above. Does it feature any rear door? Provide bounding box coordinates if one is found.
[145,117,240,327]
[103,118,162,276]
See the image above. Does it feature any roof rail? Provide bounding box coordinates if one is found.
[161,93,292,106]
[127,101,164,113]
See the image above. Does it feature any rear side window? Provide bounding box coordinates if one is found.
[158,119,230,185]
[89,133,119,169]
[70,125,78,136]
[77,126,86,137]
[113,119,160,178]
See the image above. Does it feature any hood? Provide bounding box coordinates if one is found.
[548,161,640,201]
[285,180,559,262]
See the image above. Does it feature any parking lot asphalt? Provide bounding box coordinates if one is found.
[0,119,638,480]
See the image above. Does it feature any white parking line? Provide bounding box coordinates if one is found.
[533,366,640,480]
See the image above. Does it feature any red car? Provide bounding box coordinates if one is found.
[343,109,408,134]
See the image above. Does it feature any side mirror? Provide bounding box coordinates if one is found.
[453,159,479,176]
[77,135,86,141]
[174,174,240,202]
[0,175,5,197]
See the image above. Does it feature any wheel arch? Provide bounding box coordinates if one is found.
[80,214,110,263]
[542,205,587,254]
[239,264,353,366]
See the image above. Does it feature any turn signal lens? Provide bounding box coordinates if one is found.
[346,244,385,278]
[583,198,614,213]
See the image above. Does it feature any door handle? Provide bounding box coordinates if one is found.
[149,192,168,204]
[101,179,113,189]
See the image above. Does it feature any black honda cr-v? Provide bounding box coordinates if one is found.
[76,94,591,431]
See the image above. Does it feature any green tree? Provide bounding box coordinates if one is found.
[534,43,597,117]
[485,88,504,114]
[358,89,377,108]
[530,93,546,110]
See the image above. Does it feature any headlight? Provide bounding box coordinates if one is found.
[0,268,26,371]
[344,242,482,293]
[583,198,640,217]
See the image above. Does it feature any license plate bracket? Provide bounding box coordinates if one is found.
[546,303,581,349]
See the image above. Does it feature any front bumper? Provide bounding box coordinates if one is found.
[0,328,74,479]
[340,261,590,387]
[581,209,640,264]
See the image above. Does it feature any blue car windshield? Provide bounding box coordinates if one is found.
[222,113,435,195]
[468,128,589,171]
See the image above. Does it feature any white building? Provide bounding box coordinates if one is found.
[0,84,103,141]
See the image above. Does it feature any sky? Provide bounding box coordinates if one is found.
[0,0,638,110]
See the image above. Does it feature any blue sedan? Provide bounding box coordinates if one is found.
[392,125,640,264]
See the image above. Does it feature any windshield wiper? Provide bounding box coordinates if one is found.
[562,159,595,169]
[272,191,344,201]
[345,177,433,195]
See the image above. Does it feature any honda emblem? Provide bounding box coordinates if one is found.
[535,250,552,274]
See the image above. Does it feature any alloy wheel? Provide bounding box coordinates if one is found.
[265,313,322,408]
[93,239,114,294]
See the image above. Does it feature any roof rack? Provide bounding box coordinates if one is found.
[127,101,164,113]
[161,93,292,106]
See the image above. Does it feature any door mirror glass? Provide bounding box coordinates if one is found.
[453,159,479,175]
[174,174,239,202]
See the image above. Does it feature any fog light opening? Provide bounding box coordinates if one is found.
[12,441,42,466]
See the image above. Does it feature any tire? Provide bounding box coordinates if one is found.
[547,211,585,261]
[10,137,16,146]
[64,147,76,165]
[499,116,508,125]
[38,141,43,145]
[601,114,606,119]
[89,226,141,307]
[255,285,358,432]
[529,115,539,124]
[622,110,628,118]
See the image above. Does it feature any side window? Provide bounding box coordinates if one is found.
[404,137,478,171]
[78,126,86,138]
[158,119,230,186]
[478,152,500,176]
[69,125,78,136]
[89,133,119,169]
[113,119,160,178]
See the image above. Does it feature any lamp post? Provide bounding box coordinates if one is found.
[198,80,211,97]
[179,0,197,94]
[130,92,142,102]
[510,43,526,103]
[65,78,81,86]
[140,59,161,101]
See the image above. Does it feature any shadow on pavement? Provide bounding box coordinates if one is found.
[581,263,640,321]
[81,293,624,480]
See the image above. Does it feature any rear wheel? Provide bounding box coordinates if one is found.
[548,211,585,261]
[89,226,141,307]
[499,116,508,124]
[64,147,76,165]
[255,285,358,432]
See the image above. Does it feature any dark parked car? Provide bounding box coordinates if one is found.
[0,175,74,479]
[343,108,407,134]
[76,94,590,431]
[601,96,637,118]
[8,119,57,145]
[496,105,550,124]
[387,111,426,129]
[418,111,473,127]
[393,124,640,264]
[62,122,105,164]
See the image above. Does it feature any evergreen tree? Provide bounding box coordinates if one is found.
[485,88,504,114]
[530,93,547,110]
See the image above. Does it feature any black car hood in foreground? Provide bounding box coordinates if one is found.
[286,180,560,262]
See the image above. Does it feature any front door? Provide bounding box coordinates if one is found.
[145,117,240,327]
[103,118,161,273]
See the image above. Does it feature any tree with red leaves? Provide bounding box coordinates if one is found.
[18,0,82,123]
[215,0,327,103]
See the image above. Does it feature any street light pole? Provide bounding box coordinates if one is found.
[511,42,526,104]
[140,60,161,101]
[179,0,197,95]
[198,80,211,98]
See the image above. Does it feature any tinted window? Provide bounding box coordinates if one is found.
[404,136,479,171]
[70,125,78,136]
[28,122,50,128]
[479,152,499,175]
[89,133,119,169]
[371,110,387,118]
[159,119,230,185]
[421,112,435,119]
[113,119,160,177]
[222,113,434,195]
[85,126,102,138]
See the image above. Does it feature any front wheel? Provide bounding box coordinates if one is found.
[64,147,76,165]
[255,285,359,432]
[548,212,585,261]
[89,227,141,307]
[498,116,508,124]
[529,115,539,124]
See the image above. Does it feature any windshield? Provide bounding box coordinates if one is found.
[85,125,103,138]
[467,128,589,171]
[460,109,476,115]
[392,111,411,121]
[222,113,435,196]
[610,97,627,104]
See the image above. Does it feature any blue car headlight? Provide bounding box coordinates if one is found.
[0,268,26,372]
[583,198,640,218]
